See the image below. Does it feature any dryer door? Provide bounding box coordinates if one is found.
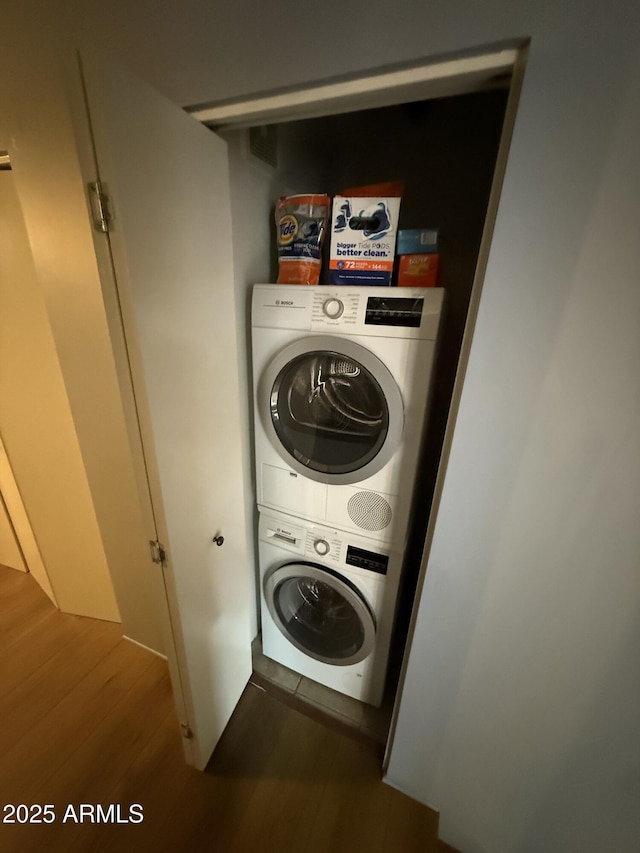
[264,561,376,666]
[259,335,404,485]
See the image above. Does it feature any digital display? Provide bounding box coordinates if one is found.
[365,296,424,327]
[346,545,389,575]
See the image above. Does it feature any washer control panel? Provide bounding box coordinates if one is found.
[313,538,331,556]
[345,545,389,575]
[305,530,342,564]
[304,530,389,574]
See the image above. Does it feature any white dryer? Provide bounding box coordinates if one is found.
[258,507,402,706]
[252,284,444,545]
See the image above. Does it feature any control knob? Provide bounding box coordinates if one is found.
[313,538,330,556]
[323,298,344,319]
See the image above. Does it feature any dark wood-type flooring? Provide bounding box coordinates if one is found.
[0,565,453,852]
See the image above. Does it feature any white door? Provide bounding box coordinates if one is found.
[79,51,252,769]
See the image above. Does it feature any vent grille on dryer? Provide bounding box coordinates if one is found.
[347,491,392,532]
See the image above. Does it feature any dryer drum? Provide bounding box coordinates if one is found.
[285,353,385,435]
[260,331,405,484]
[270,350,391,475]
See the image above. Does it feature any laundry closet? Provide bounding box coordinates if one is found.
[215,81,510,727]
[77,50,517,769]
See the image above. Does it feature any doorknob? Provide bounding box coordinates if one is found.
[212,534,224,546]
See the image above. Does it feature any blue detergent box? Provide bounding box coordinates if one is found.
[396,229,439,256]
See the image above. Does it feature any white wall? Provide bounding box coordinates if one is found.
[0,5,164,647]
[0,494,26,573]
[0,436,55,600]
[10,0,640,849]
[385,23,640,853]
[388,51,640,853]
[0,169,116,616]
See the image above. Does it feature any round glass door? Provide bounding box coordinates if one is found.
[259,336,404,485]
[264,562,376,666]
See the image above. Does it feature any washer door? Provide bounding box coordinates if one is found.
[264,561,376,666]
[259,335,404,485]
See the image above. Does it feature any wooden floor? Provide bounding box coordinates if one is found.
[0,566,450,852]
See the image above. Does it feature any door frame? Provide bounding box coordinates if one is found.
[188,43,521,129]
[186,40,529,768]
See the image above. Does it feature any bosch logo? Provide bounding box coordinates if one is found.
[276,299,294,306]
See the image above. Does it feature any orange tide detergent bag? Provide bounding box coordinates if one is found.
[276,194,330,285]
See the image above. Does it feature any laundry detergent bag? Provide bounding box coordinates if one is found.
[276,194,330,285]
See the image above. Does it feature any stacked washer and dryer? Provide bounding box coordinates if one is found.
[251,284,443,706]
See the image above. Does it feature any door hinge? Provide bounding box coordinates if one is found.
[88,180,114,233]
[149,539,167,565]
[180,723,194,739]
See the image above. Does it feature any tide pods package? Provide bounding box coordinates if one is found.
[329,182,403,286]
[276,194,330,285]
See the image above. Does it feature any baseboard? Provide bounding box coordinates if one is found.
[383,776,461,852]
[123,634,167,659]
[437,840,461,852]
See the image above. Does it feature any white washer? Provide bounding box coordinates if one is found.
[258,507,402,706]
[252,284,444,545]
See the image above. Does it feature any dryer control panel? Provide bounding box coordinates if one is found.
[311,290,425,330]
[311,291,360,328]
[252,284,443,341]
[306,284,442,339]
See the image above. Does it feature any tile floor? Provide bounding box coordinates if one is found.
[251,635,393,745]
